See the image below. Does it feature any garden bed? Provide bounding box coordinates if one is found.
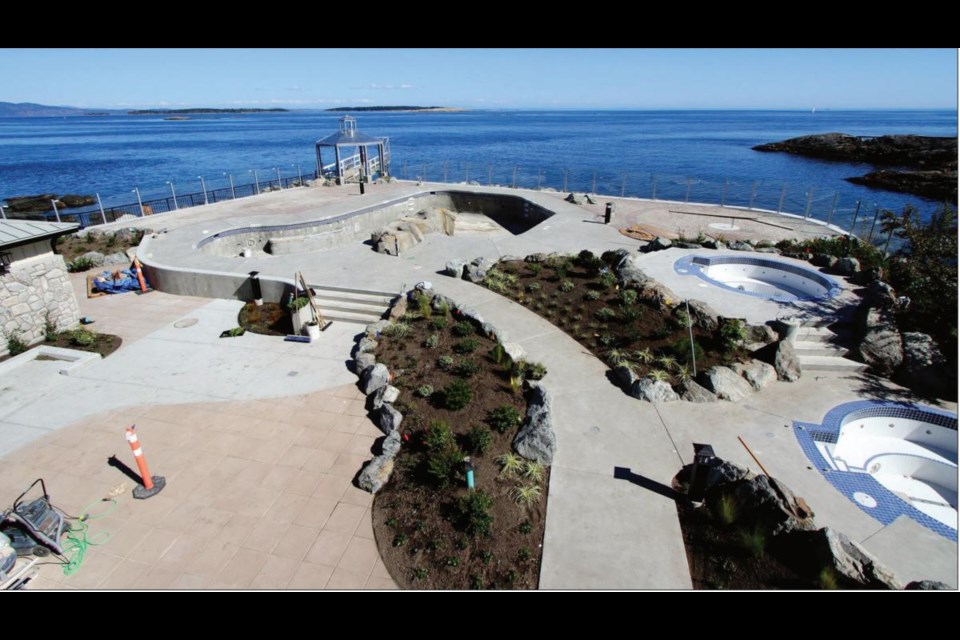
[238,302,293,336]
[370,294,549,589]
[1,327,121,363]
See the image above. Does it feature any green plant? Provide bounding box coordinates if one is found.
[619,288,638,306]
[3,330,28,356]
[675,363,694,384]
[416,384,434,398]
[716,493,737,525]
[455,358,480,378]
[67,256,97,273]
[719,319,747,354]
[459,489,494,537]
[518,521,533,535]
[287,295,310,311]
[576,249,605,276]
[527,362,547,380]
[509,373,524,396]
[497,452,524,477]
[657,355,677,370]
[401,311,420,324]
[488,405,522,433]
[427,441,464,488]
[441,379,473,411]
[599,271,617,289]
[412,567,428,580]
[43,313,58,342]
[525,262,542,276]
[415,293,433,319]
[522,460,545,483]
[485,278,508,294]
[620,307,642,324]
[559,280,575,293]
[585,290,601,301]
[517,548,532,562]
[444,555,460,567]
[435,298,451,316]
[393,533,408,547]
[598,333,615,347]
[429,316,448,331]
[452,320,475,337]
[453,338,479,354]
[479,550,494,564]
[69,327,97,347]
[225,327,245,337]
[671,338,705,365]
[526,281,542,293]
[633,348,654,364]
[490,343,508,367]
[382,321,411,338]
[437,355,455,370]
[512,484,542,508]
[470,574,484,590]
[606,348,629,367]
[424,333,440,349]
[466,425,493,455]
[738,525,766,559]
[385,517,397,528]
[595,307,617,322]
[818,567,840,590]
[647,369,672,383]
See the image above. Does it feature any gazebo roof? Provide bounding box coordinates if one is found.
[316,115,384,147]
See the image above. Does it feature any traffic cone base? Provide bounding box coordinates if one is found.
[133,476,166,500]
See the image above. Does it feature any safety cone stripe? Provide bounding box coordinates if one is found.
[131,448,143,457]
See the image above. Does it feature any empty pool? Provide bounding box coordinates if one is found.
[674,255,842,302]
[794,400,958,540]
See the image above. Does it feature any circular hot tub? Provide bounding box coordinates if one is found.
[674,254,842,302]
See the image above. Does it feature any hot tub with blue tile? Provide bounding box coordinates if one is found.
[674,254,842,302]
[794,400,957,541]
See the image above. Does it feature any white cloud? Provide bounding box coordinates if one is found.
[368,83,414,90]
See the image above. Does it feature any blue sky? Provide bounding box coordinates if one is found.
[0,48,955,110]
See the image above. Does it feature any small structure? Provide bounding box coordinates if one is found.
[315,116,391,184]
[1,220,81,355]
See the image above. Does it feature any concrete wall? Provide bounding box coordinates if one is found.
[0,242,80,356]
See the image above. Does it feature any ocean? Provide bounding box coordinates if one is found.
[0,109,955,229]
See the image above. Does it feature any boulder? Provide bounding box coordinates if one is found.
[616,255,651,287]
[754,339,802,381]
[812,253,839,269]
[642,236,673,253]
[701,239,726,250]
[454,304,484,325]
[388,296,408,320]
[905,580,952,590]
[673,241,702,249]
[365,319,390,337]
[377,403,403,435]
[357,455,395,493]
[706,474,816,535]
[745,323,778,345]
[481,322,506,343]
[354,352,376,374]
[464,263,488,283]
[629,378,680,402]
[704,460,754,490]
[524,253,548,263]
[679,379,717,403]
[684,299,719,332]
[381,429,403,457]
[835,256,861,275]
[430,293,455,312]
[513,381,556,464]
[502,342,526,364]
[855,307,903,375]
[729,240,754,252]
[360,363,389,395]
[810,527,902,589]
[445,259,467,279]
[102,252,129,266]
[898,332,951,396]
[370,384,400,411]
[755,246,781,254]
[613,365,639,390]
[565,193,585,205]
[699,366,754,401]
[732,360,777,390]
[357,336,379,353]
[78,251,105,267]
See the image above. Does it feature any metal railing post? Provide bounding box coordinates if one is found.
[849,200,862,236]
[867,205,880,243]
[685,177,692,203]
[804,189,814,218]
[96,193,106,225]
[167,181,178,210]
[592,171,597,194]
[721,178,728,207]
[777,185,786,213]
[133,187,144,216]
[620,172,626,197]
[651,175,657,201]
[199,176,208,204]
[50,199,61,222]
[748,181,757,210]
[274,167,282,189]
[828,192,838,225]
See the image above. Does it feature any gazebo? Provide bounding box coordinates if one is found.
[315,116,390,184]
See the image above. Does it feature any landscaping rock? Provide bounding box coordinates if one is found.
[360,363,389,395]
[616,254,651,286]
[481,322,506,343]
[381,429,402,458]
[513,381,556,464]
[729,241,754,251]
[525,253,548,263]
[358,336,379,353]
[812,253,839,269]
[745,323,778,345]
[354,352,376,374]
[357,456,395,493]
[642,236,673,253]
[701,239,726,250]
[454,304,484,326]
[811,527,902,589]
[502,342,526,363]
[370,384,400,411]
[377,403,403,435]
[699,366,754,401]
[898,332,951,397]
[905,580,952,590]
[388,296,408,320]
[444,259,466,278]
[732,360,777,390]
[365,319,390,337]
[673,241,702,249]
[706,474,816,536]
[703,460,753,490]
[679,379,718,403]
[835,256,861,275]
[630,378,680,402]
[613,365,638,390]
[855,307,903,375]
[102,252,129,266]
[754,339,802,381]
[464,263,488,283]
[684,299,719,331]
[78,251,105,267]
[565,193,585,205]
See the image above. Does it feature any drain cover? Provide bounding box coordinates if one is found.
[287,371,299,377]
[173,318,199,328]
[854,492,877,509]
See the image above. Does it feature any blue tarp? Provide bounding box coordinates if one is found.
[93,268,141,294]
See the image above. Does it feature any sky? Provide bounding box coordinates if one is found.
[0,48,956,110]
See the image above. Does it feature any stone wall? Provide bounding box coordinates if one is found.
[1,246,80,355]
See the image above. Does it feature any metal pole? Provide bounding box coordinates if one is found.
[465,162,470,183]
[777,185,786,213]
[721,178,728,206]
[849,200,862,236]
[537,168,542,190]
[0,204,6,220]
[685,178,692,203]
[620,172,626,197]
[867,205,880,243]
[443,160,448,183]
[651,175,657,200]
[563,168,568,193]
[828,192,838,226]
[133,187,144,216]
[487,164,492,186]
[253,170,259,195]
[96,193,107,225]
[275,167,282,189]
[50,199,61,222]
[297,164,302,184]
[512,167,518,188]
[199,176,208,204]
[686,299,697,377]
[167,181,178,210]
[748,181,757,210]
[592,171,597,194]
[804,189,814,218]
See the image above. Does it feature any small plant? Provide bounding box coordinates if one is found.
[585,290,601,301]
[415,293,433,319]
[675,363,694,383]
[455,358,481,378]
[533,303,544,312]
[606,348,629,367]
[738,525,766,559]
[401,312,420,324]
[598,333,614,347]
[595,307,617,322]
[525,262,542,276]
[459,489,494,537]
[452,320,475,337]
[43,314,58,342]
[497,452,524,477]
[425,420,454,450]
[466,425,493,455]
[490,343,508,367]
[518,521,533,535]
[526,281,542,293]
[441,379,473,411]
[67,256,97,272]
[527,362,547,380]
[619,288,638,306]
[485,278,509,294]
[393,533,408,547]
[385,517,397,528]
[509,373,524,396]
[412,567,428,581]
[423,333,440,349]
[517,548,532,562]
[470,574,484,590]
[716,493,737,525]
[69,327,97,347]
[657,355,677,370]
[671,337,706,365]
[287,295,310,311]
[444,555,460,567]
[719,318,747,354]
[3,330,28,356]
[522,460,545,483]
[224,327,245,337]
[382,321,411,338]
[818,567,841,590]
[437,354,455,370]
[599,271,617,289]
[435,298,450,316]
[512,484,542,508]
[453,338,479,354]
[429,316,448,331]
[428,538,443,552]
[416,384,434,398]
[621,307,642,324]
[559,280,575,293]
[479,550,494,565]
[647,369,672,383]
[488,405,522,433]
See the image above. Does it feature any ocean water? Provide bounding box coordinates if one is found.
[0,110,954,228]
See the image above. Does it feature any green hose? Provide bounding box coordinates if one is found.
[60,498,117,576]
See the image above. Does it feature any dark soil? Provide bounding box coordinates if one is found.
[371,305,548,590]
[484,256,740,387]
[238,302,292,336]
[54,230,145,264]
[0,330,121,363]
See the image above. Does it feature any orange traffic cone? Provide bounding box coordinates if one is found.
[125,425,166,499]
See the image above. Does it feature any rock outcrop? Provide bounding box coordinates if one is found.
[513,381,556,464]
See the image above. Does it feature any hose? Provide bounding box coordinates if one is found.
[59,497,117,576]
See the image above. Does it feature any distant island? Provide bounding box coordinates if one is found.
[325,106,465,113]
[0,101,97,117]
[128,108,289,115]
[754,133,957,202]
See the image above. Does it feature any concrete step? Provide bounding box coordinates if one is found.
[793,341,849,357]
[315,300,389,316]
[311,291,394,308]
[322,308,385,325]
[795,327,837,343]
[798,354,868,372]
[308,283,398,298]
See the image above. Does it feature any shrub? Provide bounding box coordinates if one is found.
[518,521,533,535]
[517,548,532,562]
[441,379,473,411]
[559,280,575,293]
[43,314,58,342]
[619,289,638,306]
[415,293,433,319]
[526,282,542,293]
[382,321,411,338]
[497,452,524,477]
[585,290,601,301]
[671,338,705,365]
[719,318,747,354]
[429,316,448,331]
[599,271,617,289]
[416,384,434,398]
[512,484,542,507]
[490,343,508,367]
[437,355,454,369]
[527,362,547,380]
[466,425,493,455]
[621,307,642,324]
[575,249,605,276]
[444,555,460,567]
[470,574,484,590]
[478,550,494,564]
[452,320,475,337]
[393,533,408,547]
[488,405,522,433]
[4,330,28,356]
[509,373,524,396]
[522,461,545,483]
[595,307,617,322]
[412,567,428,580]
[738,526,766,559]
[425,420,455,450]
[287,295,310,311]
[67,256,97,273]
[525,262,542,276]
[69,328,97,347]
[424,333,440,349]
[455,358,480,378]
[453,338,479,354]
[427,441,463,488]
[459,489,494,537]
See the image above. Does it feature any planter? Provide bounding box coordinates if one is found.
[305,322,321,341]
[290,303,311,335]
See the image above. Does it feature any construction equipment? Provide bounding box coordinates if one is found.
[0,479,69,557]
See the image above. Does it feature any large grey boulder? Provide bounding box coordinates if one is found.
[565,193,585,205]
[745,323,778,345]
[360,363,390,395]
[387,295,408,320]
[381,429,402,458]
[630,378,680,402]
[835,256,861,275]
[729,240,754,252]
[812,254,839,269]
[732,360,777,390]
[642,236,673,253]
[701,239,726,250]
[513,381,556,464]
[430,293,455,312]
[755,339,802,381]
[102,252,129,266]
[502,342,526,364]
[683,299,719,332]
[364,319,390,337]
[699,366,754,401]
[354,351,376,374]
[358,455,395,493]
[679,379,717,403]
[811,528,902,589]
[357,336,379,353]
[754,246,780,254]
[614,365,639,390]
[481,322,506,343]
[377,403,403,435]
[898,332,951,397]
[370,384,400,411]
[616,255,651,286]
[856,307,903,375]
[78,251,105,267]
[704,460,754,491]
[706,474,816,535]
[905,580,952,590]
[454,303,484,325]
[445,259,467,279]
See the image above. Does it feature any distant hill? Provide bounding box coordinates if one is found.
[325,106,465,113]
[0,101,91,117]
[128,108,289,115]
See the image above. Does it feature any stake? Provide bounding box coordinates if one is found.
[737,436,771,478]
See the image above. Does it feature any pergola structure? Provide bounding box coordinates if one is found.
[315,116,390,184]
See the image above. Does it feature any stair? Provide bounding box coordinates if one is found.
[794,323,867,373]
[307,284,396,325]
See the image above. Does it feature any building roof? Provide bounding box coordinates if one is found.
[315,129,385,147]
[0,219,80,249]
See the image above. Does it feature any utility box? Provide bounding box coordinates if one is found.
[688,443,717,502]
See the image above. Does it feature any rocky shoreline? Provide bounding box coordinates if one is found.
[753,133,957,201]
